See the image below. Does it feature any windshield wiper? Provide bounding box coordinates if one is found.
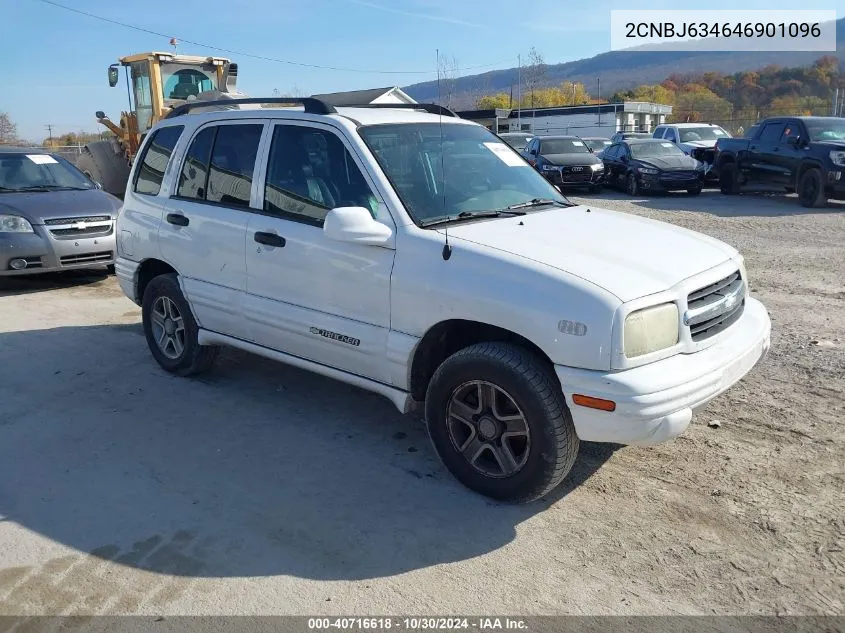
[419,209,526,228]
[13,185,90,192]
[506,198,570,210]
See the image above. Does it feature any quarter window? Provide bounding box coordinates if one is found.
[264,125,377,225]
[206,124,263,207]
[134,125,184,196]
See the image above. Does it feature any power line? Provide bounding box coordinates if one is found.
[31,0,514,76]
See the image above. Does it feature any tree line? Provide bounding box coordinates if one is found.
[473,56,843,133]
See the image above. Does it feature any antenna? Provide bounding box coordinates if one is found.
[437,48,451,261]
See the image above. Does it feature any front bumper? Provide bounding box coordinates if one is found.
[555,297,771,445]
[542,167,605,187]
[0,222,115,276]
[825,169,845,199]
[639,172,705,191]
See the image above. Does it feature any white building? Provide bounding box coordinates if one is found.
[311,86,417,106]
[458,102,672,138]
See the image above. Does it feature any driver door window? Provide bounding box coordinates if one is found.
[263,124,378,226]
[665,129,677,143]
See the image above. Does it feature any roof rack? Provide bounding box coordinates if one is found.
[335,103,458,118]
[164,97,337,119]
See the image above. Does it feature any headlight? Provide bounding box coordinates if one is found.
[624,302,679,358]
[830,150,845,167]
[541,165,558,172]
[637,167,659,175]
[0,214,34,233]
[590,163,604,171]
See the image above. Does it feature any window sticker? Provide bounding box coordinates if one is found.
[26,154,58,164]
[483,142,526,167]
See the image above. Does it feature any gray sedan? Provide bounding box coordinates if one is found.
[0,147,122,276]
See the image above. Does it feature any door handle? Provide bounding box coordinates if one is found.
[254,231,286,247]
[166,213,189,226]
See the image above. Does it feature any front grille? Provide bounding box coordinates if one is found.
[560,166,593,182]
[661,170,697,181]
[59,251,113,266]
[686,271,745,342]
[50,225,113,238]
[44,215,113,240]
[43,215,111,225]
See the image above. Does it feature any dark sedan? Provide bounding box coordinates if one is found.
[0,147,122,276]
[521,135,604,192]
[601,139,706,196]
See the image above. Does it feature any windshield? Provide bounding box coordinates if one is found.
[584,139,611,151]
[359,123,568,224]
[0,153,95,191]
[629,141,686,159]
[501,135,532,150]
[806,120,845,142]
[678,126,730,142]
[161,63,218,101]
[539,139,589,154]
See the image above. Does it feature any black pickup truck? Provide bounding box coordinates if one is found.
[713,116,845,207]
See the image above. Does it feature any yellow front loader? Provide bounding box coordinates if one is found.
[80,51,242,197]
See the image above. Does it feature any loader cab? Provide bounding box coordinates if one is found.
[113,52,233,134]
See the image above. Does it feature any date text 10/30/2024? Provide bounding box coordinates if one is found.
[308,618,528,630]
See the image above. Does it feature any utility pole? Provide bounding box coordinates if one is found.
[517,54,521,130]
[45,124,53,147]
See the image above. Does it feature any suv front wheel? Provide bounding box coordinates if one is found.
[425,342,579,503]
[141,273,219,376]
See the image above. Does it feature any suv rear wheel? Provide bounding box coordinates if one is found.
[425,342,579,503]
[141,273,219,376]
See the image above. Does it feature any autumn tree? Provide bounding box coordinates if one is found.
[670,84,732,123]
[435,54,460,109]
[476,93,511,109]
[522,47,546,108]
[0,112,20,145]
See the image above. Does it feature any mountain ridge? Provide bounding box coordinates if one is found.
[403,18,845,107]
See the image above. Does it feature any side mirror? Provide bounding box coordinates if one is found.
[108,64,119,88]
[94,182,103,190]
[620,154,629,163]
[323,206,393,246]
[788,136,803,148]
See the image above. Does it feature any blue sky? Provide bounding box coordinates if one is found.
[2,0,839,141]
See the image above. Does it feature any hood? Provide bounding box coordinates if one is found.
[636,154,700,170]
[442,205,738,303]
[542,153,602,166]
[679,140,718,150]
[0,189,121,224]
[816,140,845,151]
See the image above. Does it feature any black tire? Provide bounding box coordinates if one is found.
[106,264,116,275]
[626,173,639,196]
[719,163,741,195]
[687,186,702,196]
[797,168,826,208]
[425,342,579,503]
[141,273,219,376]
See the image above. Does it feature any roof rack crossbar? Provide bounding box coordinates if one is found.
[164,97,337,119]
[333,103,458,118]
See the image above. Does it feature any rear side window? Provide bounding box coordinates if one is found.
[206,124,263,207]
[177,127,215,200]
[652,127,664,138]
[664,128,677,143]
[134,125,184,195]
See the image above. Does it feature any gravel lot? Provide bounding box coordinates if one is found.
[0,189,843,617]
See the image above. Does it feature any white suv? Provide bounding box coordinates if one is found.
[115,99,771,503]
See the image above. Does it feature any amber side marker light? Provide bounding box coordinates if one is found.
[572,394,617,412]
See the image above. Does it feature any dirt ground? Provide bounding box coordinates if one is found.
[0,189,843,617]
